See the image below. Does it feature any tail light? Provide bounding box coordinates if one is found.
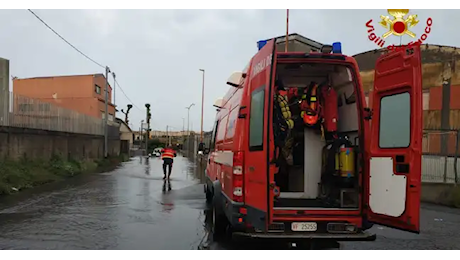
[233,151,244,202]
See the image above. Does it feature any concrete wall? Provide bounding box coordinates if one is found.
[0,126,120,161]
[421,183,460,207]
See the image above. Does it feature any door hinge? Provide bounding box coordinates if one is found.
[364,107,373,120]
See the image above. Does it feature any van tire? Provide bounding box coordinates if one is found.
[205,184,213,202]
[212,195,227,241]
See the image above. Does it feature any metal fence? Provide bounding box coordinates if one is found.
[183,133,199,159]
[0,91,108,136]
[422,130,459,184]
[182,132,211,159]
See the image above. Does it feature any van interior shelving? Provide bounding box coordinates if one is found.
[272,62,361,210]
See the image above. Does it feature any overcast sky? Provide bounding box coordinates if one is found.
[0,9,457,132]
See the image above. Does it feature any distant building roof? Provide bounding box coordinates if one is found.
[116,118,132,132]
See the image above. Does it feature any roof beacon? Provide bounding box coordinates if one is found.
[257,40,268,51]
[332,42,342,54]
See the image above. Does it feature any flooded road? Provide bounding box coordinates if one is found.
[0,155,459,249]
[0,155,208,249]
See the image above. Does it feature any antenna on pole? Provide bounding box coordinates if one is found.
[285,9,289,53]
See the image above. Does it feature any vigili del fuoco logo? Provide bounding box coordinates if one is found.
[365,9,433,51]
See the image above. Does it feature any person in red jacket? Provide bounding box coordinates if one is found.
[161,146,177,179]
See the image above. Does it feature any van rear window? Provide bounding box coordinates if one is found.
[216,115,228,142]
[249,87,265,150]
[225,105,239,139]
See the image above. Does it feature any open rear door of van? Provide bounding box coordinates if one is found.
[244,39,277,231]
[366,45,423,233]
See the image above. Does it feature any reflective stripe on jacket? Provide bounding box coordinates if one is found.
[161,148,176,159]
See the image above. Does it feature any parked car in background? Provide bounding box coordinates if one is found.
[153,148,163,157]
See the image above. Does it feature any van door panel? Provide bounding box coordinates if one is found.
[244,39,276,231]
[366,45,422,233]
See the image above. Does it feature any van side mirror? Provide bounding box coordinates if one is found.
[198,142,205,151]
[364,107,373,120]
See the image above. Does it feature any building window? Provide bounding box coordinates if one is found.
[101,112,105,119]
[108,114,114,121]
[95,85,101,94]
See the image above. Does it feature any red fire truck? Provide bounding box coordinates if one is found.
[203,34,422,246]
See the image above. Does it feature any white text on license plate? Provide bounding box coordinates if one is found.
[291,222,317,232]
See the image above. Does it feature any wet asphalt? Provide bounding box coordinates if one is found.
[0,155,459,250]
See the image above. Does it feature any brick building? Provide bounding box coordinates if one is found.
[13,73,116,121]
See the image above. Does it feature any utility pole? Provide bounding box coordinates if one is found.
[104,66,111,158]
[285,9,289,52]
[145,104,151,152]
[112,72,116,114]
[199,69,205,143]
[166,125,171,146]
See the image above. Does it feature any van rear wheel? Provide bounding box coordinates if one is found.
[212,197,228,241]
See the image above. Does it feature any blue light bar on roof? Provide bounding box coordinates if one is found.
[257,40,267,50]
[332,42,342,54]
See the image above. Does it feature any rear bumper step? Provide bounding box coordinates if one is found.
[232,231,376,241]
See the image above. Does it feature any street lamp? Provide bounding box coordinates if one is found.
[186,103,195,137]
[199,69,205,143]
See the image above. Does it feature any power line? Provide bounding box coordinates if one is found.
[115,79,142,111]
[27,9,105,69]
[27,9,142,114]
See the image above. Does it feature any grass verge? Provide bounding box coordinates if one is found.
[0,153,130,196]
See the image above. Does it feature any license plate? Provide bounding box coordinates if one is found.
[291,222,317,232]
